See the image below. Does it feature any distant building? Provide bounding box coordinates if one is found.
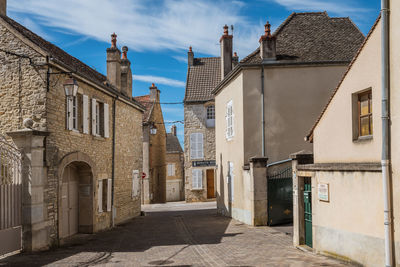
[134,84,167,204]
[0,3,143,254]
[183,46,221,202]
[165,125,184,202]
[212,12,364,226]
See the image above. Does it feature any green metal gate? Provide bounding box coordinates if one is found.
[267,166,293,226]
[304,177,312,247]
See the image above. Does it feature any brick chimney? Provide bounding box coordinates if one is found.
[0,0,6,16]
[232,52,239,68]
[149,83,160,101]
[171,125,177,136]
[120,46,133,98]
[259,21,276,61]
[220,24,233,79]
[106,33,121,91]
[188,46,194,66]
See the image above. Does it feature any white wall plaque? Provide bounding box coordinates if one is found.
[318,183,329,202]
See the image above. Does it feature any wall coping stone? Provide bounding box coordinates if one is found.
[298,162,382,172]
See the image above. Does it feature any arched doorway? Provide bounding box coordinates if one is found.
[58,152,96,239]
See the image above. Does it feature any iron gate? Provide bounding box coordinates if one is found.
[267,166,293,226]
[0,135,22,256]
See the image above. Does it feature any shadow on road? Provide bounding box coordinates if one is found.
[0,207,239,266]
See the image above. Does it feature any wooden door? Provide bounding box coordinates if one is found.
[61,165,79,238]
[206,169,215,199]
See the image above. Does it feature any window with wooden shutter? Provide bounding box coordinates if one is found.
[190,133,204,159]
[167,164,175,177]
[92,98,97,135]
[98,179,103,212]
[192,169,202,189]
[66,97,74,130]
[226,100,234,140]
[83,95,89,134]
[104,103,109,138]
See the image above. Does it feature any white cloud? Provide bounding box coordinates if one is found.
[133,74,185,88]
[7,0,262,57]
[270,0,371,16]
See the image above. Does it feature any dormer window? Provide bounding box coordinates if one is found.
[206,105,215,128]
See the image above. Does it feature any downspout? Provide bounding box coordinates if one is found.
[261,64,265,157]
[111,97,117,227]
[381,0,393,266]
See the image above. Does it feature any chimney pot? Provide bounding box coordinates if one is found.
[150,83,160,101]
[122,46,128,59]
[232,52,239,68]
[188,46,194,66]
[111,33,117,48]
[171,125,177,136]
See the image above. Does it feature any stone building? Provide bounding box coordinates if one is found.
[166,125,184,202]
[0,3,143,253]
[212,12,364,225]
[134,84,167,204]
[184,46,223,202]
[292,7,399,265]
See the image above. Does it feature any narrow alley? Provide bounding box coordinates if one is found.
[1,202,352,267]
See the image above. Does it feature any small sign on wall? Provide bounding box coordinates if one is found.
[318,183,329,202]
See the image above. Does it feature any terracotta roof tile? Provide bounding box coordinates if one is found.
[133,95,154,122]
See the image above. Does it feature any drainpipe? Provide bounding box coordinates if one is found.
[261,65,265,157]
[381,0,393,266]
[111,97,117,227]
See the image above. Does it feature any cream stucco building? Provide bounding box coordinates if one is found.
[292,3,400,265]
[212,12,364,226]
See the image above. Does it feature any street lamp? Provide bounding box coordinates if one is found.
[63,78,78,98]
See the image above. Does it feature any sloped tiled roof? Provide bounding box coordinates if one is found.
[0,15,143,108]
[184,57,220,103]
[306,15,381,142]
[133,95,154,123]
[241,12,364,65]
[166,133,183,153]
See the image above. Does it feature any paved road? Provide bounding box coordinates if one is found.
[0,201,352,266]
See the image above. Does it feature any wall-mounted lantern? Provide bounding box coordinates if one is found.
[63,78,78,98]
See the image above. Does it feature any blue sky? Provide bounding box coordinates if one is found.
[7,0,380,146]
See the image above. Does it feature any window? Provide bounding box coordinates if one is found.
[192,169,203,189]
[92,99,109,138]
[190,133,204,159]
[358,91,372,137]
[226,100,234,139]
[167,164,175,177]
[98,179,111,212]
[228,162,234,202]
[72,96,78,130]
[206,105,215,128]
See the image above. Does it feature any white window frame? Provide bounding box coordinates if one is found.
[226,100,234,140]
[192,169,203,190]
[95,102,101,136]
[206,105,215,120]
[190,132,204,160]
[72,95,78,131]
[167,163,175,177]
[132,170,140,198]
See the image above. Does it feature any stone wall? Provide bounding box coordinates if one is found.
[149,101,166,203]
[166,152,184,201]
[0,19,143,248]
[184,102,215,202]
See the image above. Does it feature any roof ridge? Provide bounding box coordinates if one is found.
[306,14,381,141]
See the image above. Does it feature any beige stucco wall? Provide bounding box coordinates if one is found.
[243,65,348,164]
[313,20,382,163]
[215,73,248,221]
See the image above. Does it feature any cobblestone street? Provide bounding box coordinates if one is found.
[0,202,352,267]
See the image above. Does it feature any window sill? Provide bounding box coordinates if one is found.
[93,135,106,141]
[191,188,204,191]
[353,135,373,143]
[69,130,83,137]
